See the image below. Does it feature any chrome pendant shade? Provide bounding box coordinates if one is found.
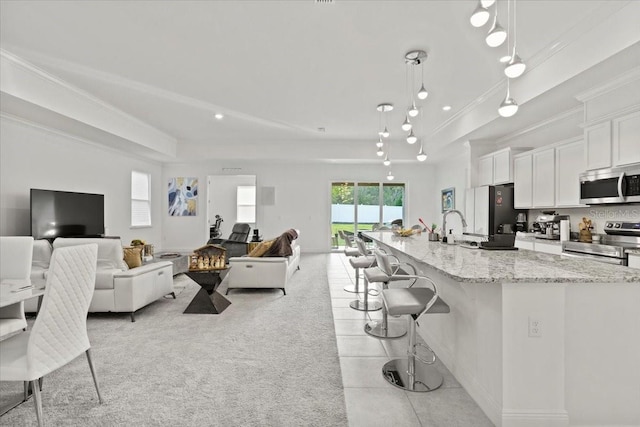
[486,13,506,47]
[386,171,394,181]
[406,129,417,144]
[498,83,518,117]
[470,1,490,27]
[401,115,412,131]
[416,144,427,162]
[505,50,526,78]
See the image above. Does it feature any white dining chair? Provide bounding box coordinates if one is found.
[0,243,102,426]
[0,236,34,339]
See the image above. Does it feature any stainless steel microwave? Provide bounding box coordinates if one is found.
[579,164,640,204]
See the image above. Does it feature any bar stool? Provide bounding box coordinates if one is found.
[338,231,360,293]
[380,273,450,392]
[348,239,382,312]
[363,249,418,339]
[345,238,374,294]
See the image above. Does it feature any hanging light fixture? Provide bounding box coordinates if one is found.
[386,171,395,181]
[383,153,391,166]
[401,115,412,132]
[407,64,420,116]
[470,1,490,27]
[504,0,526,78]
[408,101,419,117]
[377,103,393,138]
[498,79,518,117]
[405,50,428,102]
[486,1,507,48]
[416,144,427,162]
[376,147,384,157]
[481,0,495,7]
[376,137,384,148]
[406,129,417,144]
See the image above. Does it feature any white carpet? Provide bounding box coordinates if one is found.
[0,254,348,426]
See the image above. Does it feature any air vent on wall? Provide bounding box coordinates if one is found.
[315,0,334,4]
[222,168,242,172]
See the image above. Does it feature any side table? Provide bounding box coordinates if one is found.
[183,268,231,314]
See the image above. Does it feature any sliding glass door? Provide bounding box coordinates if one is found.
[331,181,405,248]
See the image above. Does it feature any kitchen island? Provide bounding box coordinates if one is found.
[363,231,640,427]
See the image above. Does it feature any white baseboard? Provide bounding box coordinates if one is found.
[501,409,569,427]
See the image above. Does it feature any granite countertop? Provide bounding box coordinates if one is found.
[515,234,562,244]
[363,231,640,284]
[626,249,640,255]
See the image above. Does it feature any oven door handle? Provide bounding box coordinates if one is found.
[561,251,624,265]
[618,172,626,199]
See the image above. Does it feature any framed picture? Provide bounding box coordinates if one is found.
[168,177,198,216]
[441,187,455,213]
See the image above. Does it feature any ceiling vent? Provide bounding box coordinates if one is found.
[314,0,334,4]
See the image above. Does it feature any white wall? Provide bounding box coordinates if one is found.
[432,147,470,235]
[207,175,256,237]
[0,116,164,246]
[161,161,438,253]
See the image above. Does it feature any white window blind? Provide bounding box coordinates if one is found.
[131,171,151,227]
[237,185,256,223]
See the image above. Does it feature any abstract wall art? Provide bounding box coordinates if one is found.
[168,177,198,216]
[441,187,455,213]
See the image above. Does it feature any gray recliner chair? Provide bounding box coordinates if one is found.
[208,223,251,259]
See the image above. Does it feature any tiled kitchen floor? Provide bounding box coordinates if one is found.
[328,252,494,427]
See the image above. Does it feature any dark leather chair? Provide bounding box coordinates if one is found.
[208,223,251,259]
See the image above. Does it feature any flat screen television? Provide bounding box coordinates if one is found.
[30,189,105,240]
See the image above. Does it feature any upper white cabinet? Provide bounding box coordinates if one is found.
[584,122,612,170]
[555,139,585,207]
[513,138,585,209]
[513,154,532,208]
[532,149,555,208]
[476,147,526,186]
[612,110,640,167]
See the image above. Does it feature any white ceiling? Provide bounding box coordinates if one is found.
[1,0,638,164]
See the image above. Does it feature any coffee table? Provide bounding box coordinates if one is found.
[183,268,231,314]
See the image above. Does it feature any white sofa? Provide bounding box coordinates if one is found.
[226,233,300,295]
[27,238,174,321]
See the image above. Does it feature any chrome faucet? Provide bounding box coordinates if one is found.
[442,209,468,241]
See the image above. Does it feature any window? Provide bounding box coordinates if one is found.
[131,171,151,227]
[236,185,256,223]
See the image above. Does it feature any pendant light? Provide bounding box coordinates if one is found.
[481,0,495,6]
[504,0,526,78]
[408,101,419,117]
[377,103,393,138]
[376,137,384,148]
[486,2,506,48]
[376,147,384,157]
[416,144,427,162]
[417,57,429,100]
[406,129,417,144]
[383,153,391,166]
[470,1,490,27]
[401,115,412,132]
[386,171,395,181]
[407,65,420,116]
[498,79,518,117]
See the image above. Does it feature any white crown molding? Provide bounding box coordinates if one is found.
[0,49,177,144]
[496,106,583,145]
[579,104,640,128]
[0,112,164,165]
[575,66,640,102]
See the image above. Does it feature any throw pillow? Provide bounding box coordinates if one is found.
[123,246,143,268]
[248,240,275,257]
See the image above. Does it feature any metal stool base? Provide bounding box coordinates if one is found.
[343,284,360,293]
[382,359,444,392]
[364,320,406,339]
[349,300,382,312]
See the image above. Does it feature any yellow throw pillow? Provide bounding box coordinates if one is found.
[248,240,275,257]
[123,246,143,268]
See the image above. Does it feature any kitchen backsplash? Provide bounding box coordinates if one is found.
[527,205,640,235]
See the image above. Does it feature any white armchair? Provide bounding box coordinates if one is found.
[0,236,34,339]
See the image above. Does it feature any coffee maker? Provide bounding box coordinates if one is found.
[534,212,570,240]
[515,213,527,232]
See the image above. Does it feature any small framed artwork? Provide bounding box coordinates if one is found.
[441,187,455,213]
[168,177,198,216]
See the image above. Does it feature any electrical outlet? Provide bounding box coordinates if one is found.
[528,317,542,338]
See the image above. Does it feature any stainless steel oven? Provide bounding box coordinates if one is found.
[561,221,640,266]
[579,164,640,205]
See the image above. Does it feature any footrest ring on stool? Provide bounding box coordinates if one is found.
[382,359,444,392]
[349,300,382,312]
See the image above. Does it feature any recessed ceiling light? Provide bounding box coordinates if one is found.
[442,105,452,111]
[214,113,224,120]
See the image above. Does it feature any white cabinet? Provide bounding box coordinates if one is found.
[532,148,555,208]
[584,122,611,170]
[513,154,532,208]
[612,110,640,167]
[473,186,490,236]
[478,156,494,186]
[584,110,640,170]
[493,149,512,184]
[476,147,526,186]
[555,140,585,207]
[629,253,640,269]
[514,237,534,250]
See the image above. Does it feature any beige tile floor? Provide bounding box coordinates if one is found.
[328,252,495,427]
